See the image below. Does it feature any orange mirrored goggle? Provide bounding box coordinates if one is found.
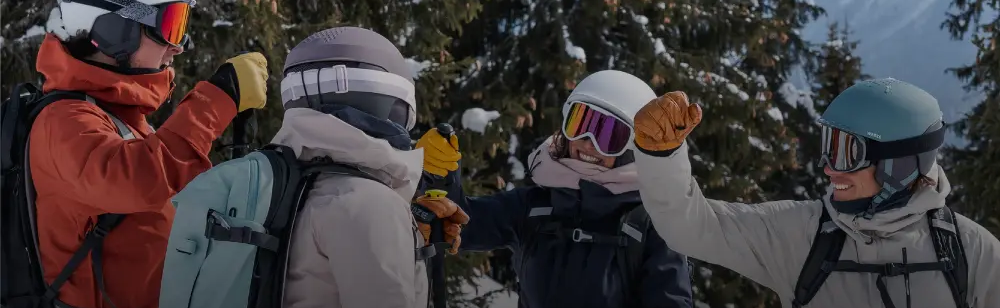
[153,1,192,47]
[74,0,193,47]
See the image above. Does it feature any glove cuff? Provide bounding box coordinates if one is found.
[208,63,240,108]
[411,203,436,224]
[635,141,680,157]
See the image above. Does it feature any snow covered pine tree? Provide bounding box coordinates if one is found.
[774,22,870,201]
[941,0,1000,235]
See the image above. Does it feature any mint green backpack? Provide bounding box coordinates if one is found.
[158,144,386,308]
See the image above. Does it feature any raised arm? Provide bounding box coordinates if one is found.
[32,82,235,215]
[632,92,817,291]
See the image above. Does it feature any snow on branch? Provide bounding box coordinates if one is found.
[505,133,526,181]
[461,108,501,134]
[562,25,586,61]
[778,82,818,118]
[405,58,432,80]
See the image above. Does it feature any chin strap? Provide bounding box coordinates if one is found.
[113,52,131,69]
[861,187,896,220]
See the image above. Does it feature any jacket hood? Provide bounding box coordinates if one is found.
[36,34,174,116]
[825,163,950,241]
[527,136,639,194]
[270,108,424,200]
[527,136,641,219]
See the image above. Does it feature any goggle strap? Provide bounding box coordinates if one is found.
[66,0,121,12]
[865,124,946,161]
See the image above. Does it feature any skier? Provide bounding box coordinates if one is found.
[275,27,443,308]
[9,0,268,307]
[631,78,1000,308]
[415,70,695,308]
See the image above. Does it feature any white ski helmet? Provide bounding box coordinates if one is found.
[561,70,657,129]
[50,0,190,41]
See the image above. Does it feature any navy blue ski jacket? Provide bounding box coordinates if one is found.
[421,173,694,308]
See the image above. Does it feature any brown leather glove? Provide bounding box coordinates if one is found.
[634,91,703,152]
[413,195,470,254]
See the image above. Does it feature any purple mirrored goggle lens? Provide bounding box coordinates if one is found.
[562,101,633,156]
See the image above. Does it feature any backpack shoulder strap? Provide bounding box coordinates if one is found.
[32,90,135,140]
[301,158,388,188]
[36,91,132,307]
[792,208,847,308]
[927,207,970,308]
[521,187,554,234]
[514,187,553,280]
[618,203,651,307]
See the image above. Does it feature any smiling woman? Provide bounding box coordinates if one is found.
[415,69,696,308]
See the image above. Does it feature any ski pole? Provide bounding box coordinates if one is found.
[429,122,455,308]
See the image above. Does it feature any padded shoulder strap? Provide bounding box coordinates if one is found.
[928,207,970,308]
[622,204,650,274]
[792,208,847,308]
[515,187,552,287]
[38,91,134,139]
[619,204,651,307]
[36,91,131,308]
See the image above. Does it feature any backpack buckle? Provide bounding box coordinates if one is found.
[884,263,906,276]
[940,258,955,271]
[571,228,593,243]
[90,225,111,238]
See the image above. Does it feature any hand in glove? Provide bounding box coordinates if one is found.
[207,52,270,112]
[634,91,703,153]
[412,194,470,254]
[415,128,461,177]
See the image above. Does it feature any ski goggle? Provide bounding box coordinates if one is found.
[561,101,634,157]
[150,1,192,47]
[819,125,871,172]
[76,0,193,48]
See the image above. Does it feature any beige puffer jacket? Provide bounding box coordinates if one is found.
[635,142,1000,308]
[272,108,429,308]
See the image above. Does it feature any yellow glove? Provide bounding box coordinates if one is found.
[415,128,461,177]
[210,52,269,112]
[634,91,703,152]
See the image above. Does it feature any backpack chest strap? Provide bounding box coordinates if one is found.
[828,259,953,277]
[538,222,630,246]
[828,256,952,308]
[532,207,644,247]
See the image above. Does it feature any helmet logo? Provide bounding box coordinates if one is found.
[866,131,882,140]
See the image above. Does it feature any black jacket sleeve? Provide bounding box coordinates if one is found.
[418,170,530,252]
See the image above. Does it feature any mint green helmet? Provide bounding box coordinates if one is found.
[817,78,946,212]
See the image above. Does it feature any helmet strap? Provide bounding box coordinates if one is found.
[113,52,131,69]
[860,157,924,220]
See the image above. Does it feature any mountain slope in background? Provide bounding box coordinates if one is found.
[798,0,992,145]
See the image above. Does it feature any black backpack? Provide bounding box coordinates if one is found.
[1,83,140,308]
[791,207,969,308]
[518,187,652,307]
